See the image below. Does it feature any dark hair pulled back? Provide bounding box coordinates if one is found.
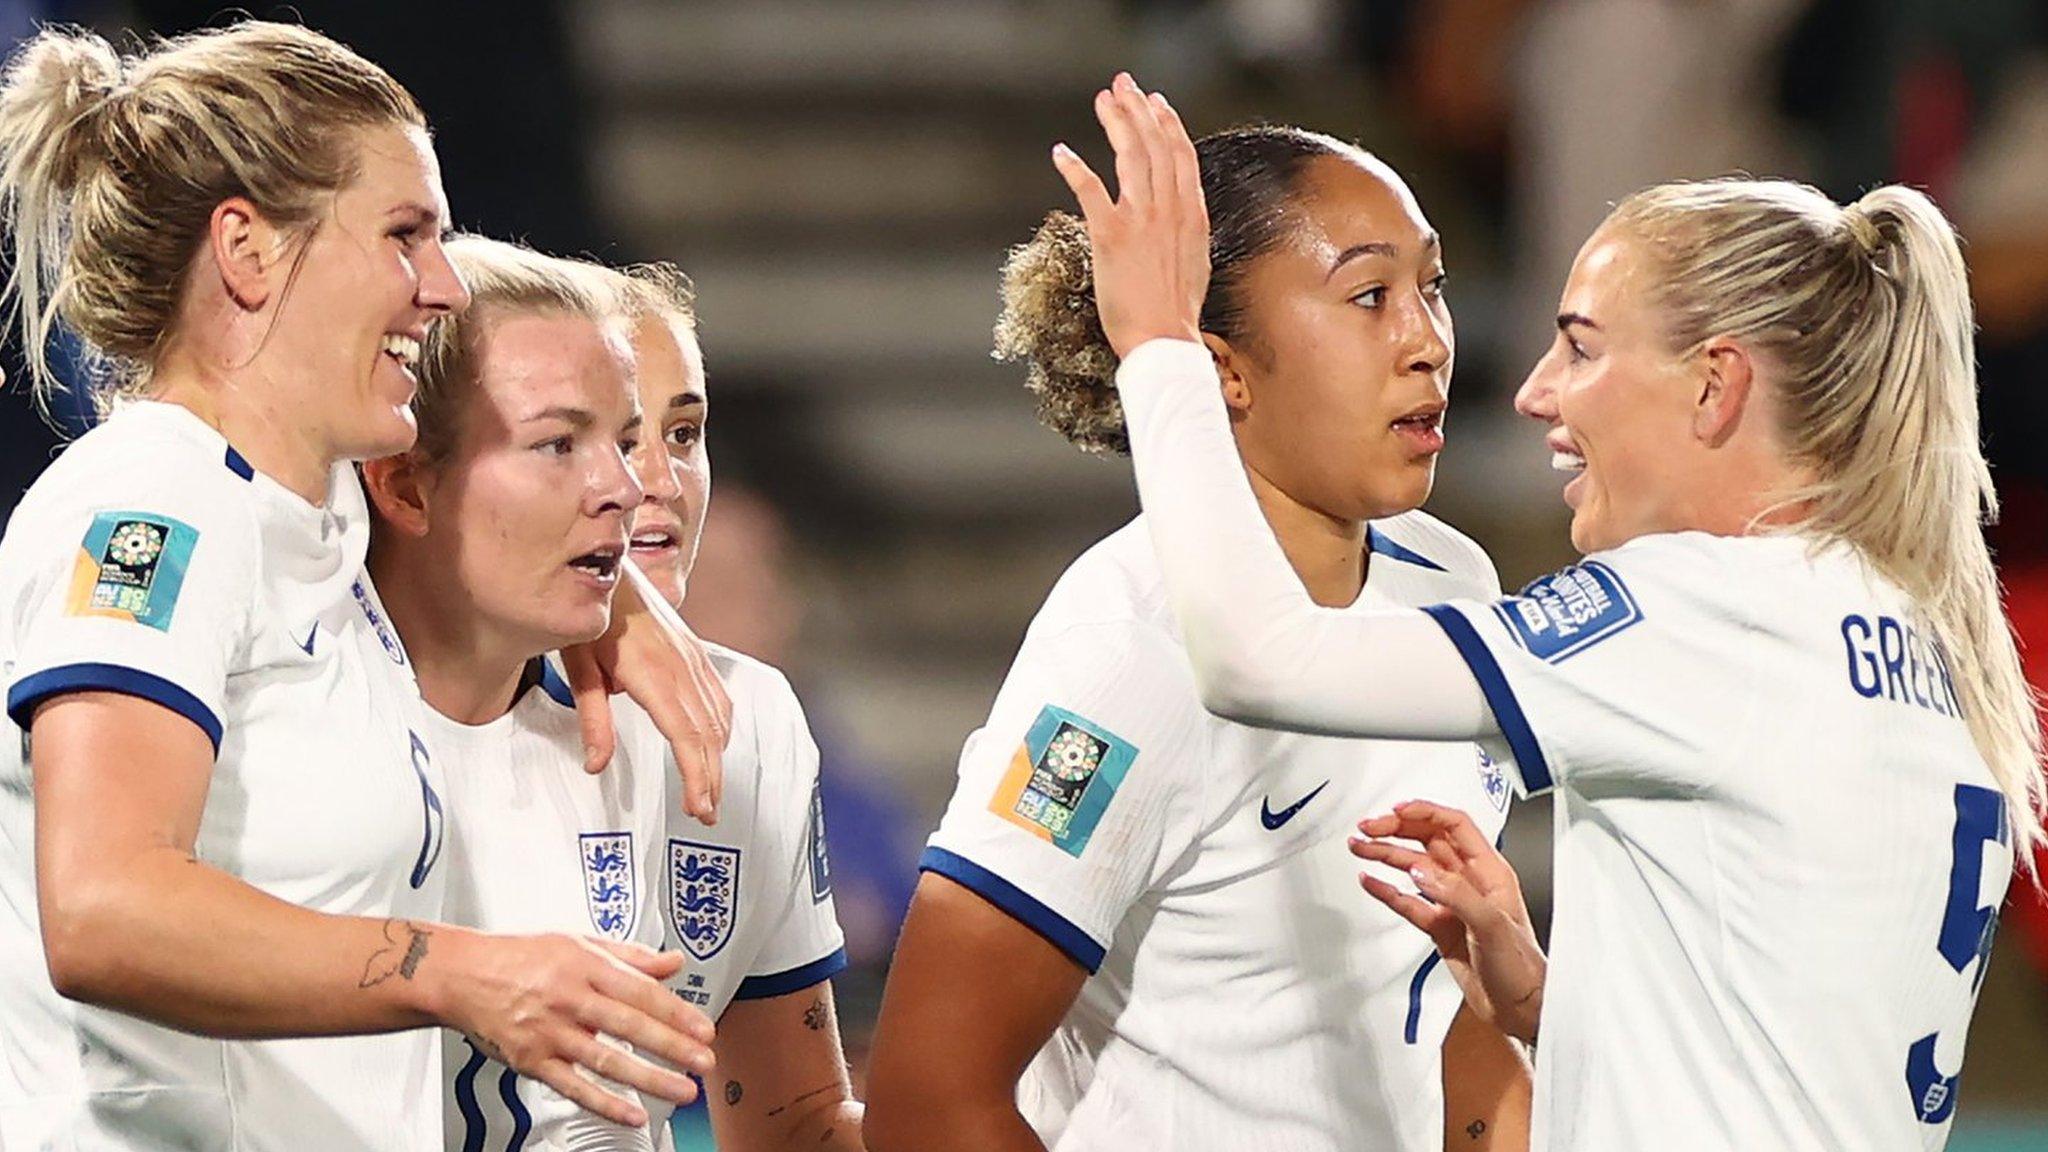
[993,124,1357,455]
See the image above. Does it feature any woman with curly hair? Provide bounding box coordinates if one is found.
[864,111,1531,1151]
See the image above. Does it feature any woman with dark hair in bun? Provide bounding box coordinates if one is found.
[864,113,1531,1151]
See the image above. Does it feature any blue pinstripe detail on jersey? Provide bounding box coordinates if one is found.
[734,947,849,1000]
[1368,525,1448,572]
[1420,605,1554,793]
[223,445,254,480]
[499,1068,532,1152]
[454,1040,489,1152]
[8,662,223,752]
[536,659,574,708]
[920,846,1106,972]
[1404,951,1444,1044]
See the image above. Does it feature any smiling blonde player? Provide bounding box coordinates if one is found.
[1067,73,2043,1151]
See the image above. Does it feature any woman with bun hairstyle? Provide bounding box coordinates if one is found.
[865,114,1531,1151]
[1075,74,2044,1150]
[0,23,713,1150]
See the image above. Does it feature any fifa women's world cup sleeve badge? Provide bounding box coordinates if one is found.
[64,511,200,631]
[988,705,1139,858]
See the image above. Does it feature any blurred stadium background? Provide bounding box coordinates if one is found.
[0,0,2043,1146]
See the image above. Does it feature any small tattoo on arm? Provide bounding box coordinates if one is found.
[1466,1119,1488,1140]
[802,997,828,1031]
[764,1083,838,1119]
[725,1079,743,1106]
[359,919,432,989]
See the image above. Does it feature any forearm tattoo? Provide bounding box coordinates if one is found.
[725,1079,744,1106]
[358,919,432,989]
[765,1083,838,1119]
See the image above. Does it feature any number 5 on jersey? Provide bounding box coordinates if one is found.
[1906,784,2009,1124]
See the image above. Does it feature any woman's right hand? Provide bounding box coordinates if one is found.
[1050,72,1210,360]
[428,928,716,1127]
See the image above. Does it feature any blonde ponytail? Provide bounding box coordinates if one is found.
[0,28,124,416]
[1611,178,2046,862]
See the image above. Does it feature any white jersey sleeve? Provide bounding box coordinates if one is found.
[4,460,258,751]
[1115,338,1495,742]
[1418,533,1741,797]
[731,669,848,999]
[924,618,1209,972]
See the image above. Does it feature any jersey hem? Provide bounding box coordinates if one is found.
[732,947,849,1000]
[919,846,1107,972]
[7,662,224,753]
[1418,606,1553,793]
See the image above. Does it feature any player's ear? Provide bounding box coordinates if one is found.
[1200,331,1254,413]
[207,196,282,312]
[361,452,434,537]
[1693,335,1755,448]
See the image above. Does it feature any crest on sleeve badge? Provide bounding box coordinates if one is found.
[668,840,741,961]
[66,511,198,631]
[579,832,638,941]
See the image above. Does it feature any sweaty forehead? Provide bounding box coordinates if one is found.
[344,123,449,216]
[474,312,632,408]
[630,314,707,402]
[1282,153,1436,264]
[1563,228,1651,317]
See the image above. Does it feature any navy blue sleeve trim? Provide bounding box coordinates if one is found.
[1419,606,1553,793]
[1367,525,1448,572]
[919,846,1107,973]
[8,662,223,754]
[732,947,849,1001]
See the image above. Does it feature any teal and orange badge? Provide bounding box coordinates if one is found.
[990,704,1138,858]
[65,511,198,631]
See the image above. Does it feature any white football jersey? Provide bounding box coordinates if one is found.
[431,645,846,1152]
[0,401,448,1151]
[925,514,1512,1152]
[660,645,846,1019]
[1420,531,2009,1151]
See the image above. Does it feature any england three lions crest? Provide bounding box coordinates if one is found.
[579,832,638,941]
[669,840,741,961]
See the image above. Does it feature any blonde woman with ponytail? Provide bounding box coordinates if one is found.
[1059,74,2044,1150]
[0,24,715,1150]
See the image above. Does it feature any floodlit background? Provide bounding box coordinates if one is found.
[2,1,2044,1146]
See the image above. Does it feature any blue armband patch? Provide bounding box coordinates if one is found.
[1492,561,1642,662]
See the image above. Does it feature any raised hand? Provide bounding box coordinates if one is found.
[1350,800,1547,1044]
[564,557,731,825]
[1050,72,1210,360]
[431,929,717,1128]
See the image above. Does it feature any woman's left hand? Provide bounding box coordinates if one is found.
[564,558,731,824]
[1350,800,1547,1044]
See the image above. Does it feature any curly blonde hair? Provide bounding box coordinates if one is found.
[993,125,1363,456]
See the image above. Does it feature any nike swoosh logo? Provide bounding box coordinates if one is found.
[1260,780,1330,830]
